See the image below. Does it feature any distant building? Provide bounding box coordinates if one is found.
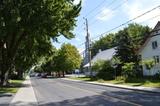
[83,47,116,76]
[83,47,116,67]
[139,21,160,76]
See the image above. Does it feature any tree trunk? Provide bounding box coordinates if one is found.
[2,31,27,86]
[17,69,23,80]
[58,72,60,78]
[2,59,13,86]
[3,70,9,86]
[62,71,65,77]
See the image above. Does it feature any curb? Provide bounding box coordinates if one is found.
[30,78,39,106]
[63,78,160,94]
[29,78,38,106]
[10,76,38,106]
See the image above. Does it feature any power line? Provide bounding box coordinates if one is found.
[86,0,118,19]
[76,0,117,31]
[89,0,128,26]
[91,4,160,40]
[139,14,160,24]
[84,0,106,17]
[76,0,127,39]
[77,5,160,48]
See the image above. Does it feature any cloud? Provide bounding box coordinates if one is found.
[124,0,160,27]
[96,8,115,21]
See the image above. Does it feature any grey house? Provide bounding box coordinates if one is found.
[83,47,116,75]
[84,47,116,67]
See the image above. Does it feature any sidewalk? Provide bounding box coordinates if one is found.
[10,76,38,106]
[63,78,160,93]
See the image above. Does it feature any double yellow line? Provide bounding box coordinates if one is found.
[57,82,142,106]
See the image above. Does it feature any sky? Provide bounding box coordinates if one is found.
[53,0,160,54]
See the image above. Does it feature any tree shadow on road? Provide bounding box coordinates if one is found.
[38,95,131,106]
[37,88,160,106]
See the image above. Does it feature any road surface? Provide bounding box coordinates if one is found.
[31,78,160,106]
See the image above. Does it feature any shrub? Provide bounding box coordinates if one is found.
[153,72,160,79]
[142,59,155,70]
[122,62,136,78]
[92,60,115,80]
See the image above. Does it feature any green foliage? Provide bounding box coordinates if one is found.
[44,43,82,74]
[92,60,105,71]
[92,60,114,80]
[154,72,160,79]
[0,0,81,84]
[142,59,155,70]
[91,33,116,57]
[122,62,136,78]
[115,23,151,63]
[90,23,151,78]
[0,80,24,94]
[56,43,81,72]
[113,24,151,78]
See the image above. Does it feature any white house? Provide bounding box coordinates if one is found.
[139,21,160,76]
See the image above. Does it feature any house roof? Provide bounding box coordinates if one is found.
[138,21,160,53]
[83,47,116,67]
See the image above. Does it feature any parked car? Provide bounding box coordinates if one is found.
[35,73,41,77]
[30,73,36,77]
[41,73,47,78]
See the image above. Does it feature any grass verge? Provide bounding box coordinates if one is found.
[0,80,24,94]
[69,77,160,88]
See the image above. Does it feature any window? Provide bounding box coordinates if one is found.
[153,56,159,64]
[152,41,158,49]
[156,31,158,34]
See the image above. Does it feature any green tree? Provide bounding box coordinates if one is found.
[115,23,151,77]
[115,23,151,63]
[142,59,155,76]
[14,36,57,79]
[91,33,116,57]
[0,0,81,85]
[92,60,115,80]
[122,62,135,78]
[56,43,81,77]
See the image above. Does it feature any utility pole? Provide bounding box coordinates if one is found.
[84,18,92,77]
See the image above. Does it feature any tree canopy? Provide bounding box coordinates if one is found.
[91,33,116,57]
[90,23,151,78]
[0,0,81,85]
[115,23,151,63]
[56,43,81,73]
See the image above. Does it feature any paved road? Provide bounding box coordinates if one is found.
[31,78,160,106]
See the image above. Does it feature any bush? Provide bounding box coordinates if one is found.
[153,72,160,79]
[142,59,155,70]
[122,62,136,78]
[92,60,115,80]
[116,76,126,81]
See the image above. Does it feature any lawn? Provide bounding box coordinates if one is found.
[69,77,160,88]
[0,80,24,94]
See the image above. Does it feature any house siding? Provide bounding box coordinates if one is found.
[139,22,160,76]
